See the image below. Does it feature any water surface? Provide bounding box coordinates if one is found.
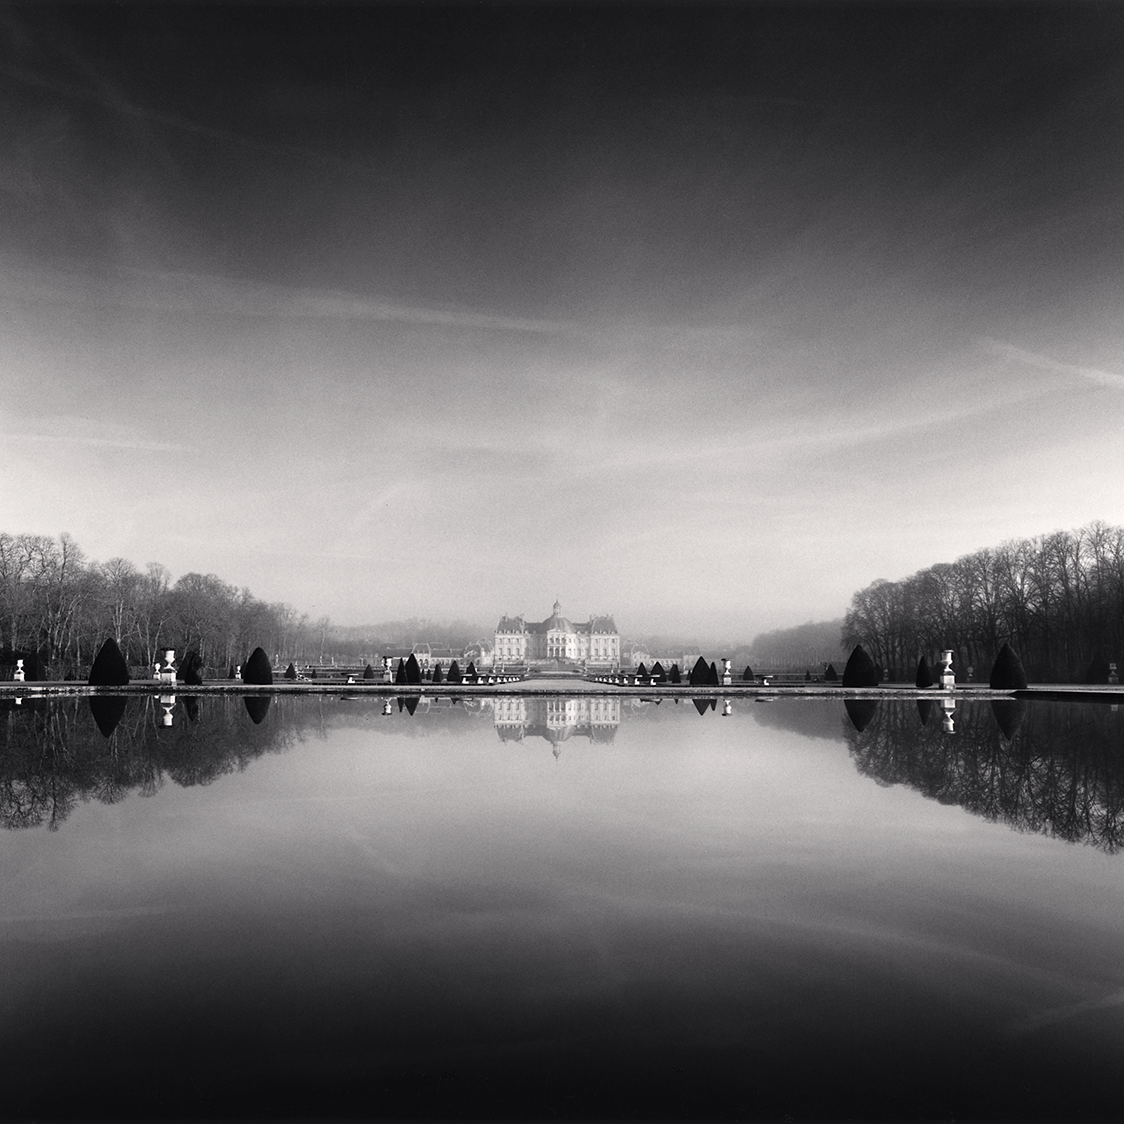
[2,693,1123,1119]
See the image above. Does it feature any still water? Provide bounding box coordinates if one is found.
[2,692,1124,1119]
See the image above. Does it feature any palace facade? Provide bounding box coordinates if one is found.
[494,602,620,668]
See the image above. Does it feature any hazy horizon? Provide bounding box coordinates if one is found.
[5,2,1123,639]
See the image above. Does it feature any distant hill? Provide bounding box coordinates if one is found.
[745,618,847,668]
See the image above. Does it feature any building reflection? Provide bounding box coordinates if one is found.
[491,697,620,748]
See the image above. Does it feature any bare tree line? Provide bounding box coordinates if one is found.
[0,531,330,679]
[842,522,1124,682]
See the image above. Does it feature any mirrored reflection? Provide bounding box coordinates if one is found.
[244,694,271,725]
[0,695,315,831]
[841,698,1124,852]
[692,697,716,715]
[88,694,128,737]
[843,698,878,732]
[490,696,619,745]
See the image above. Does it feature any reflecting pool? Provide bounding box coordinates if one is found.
[2,693,1124,1119]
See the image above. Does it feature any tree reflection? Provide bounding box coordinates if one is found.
[0,694,315,832]
[843,699,1124,852]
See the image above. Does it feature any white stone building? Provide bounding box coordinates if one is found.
[494,602,620,668]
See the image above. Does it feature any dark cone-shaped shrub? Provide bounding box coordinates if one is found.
[242,647,273,686]
[432,663,444,684]
[244,695,271,724]
[915,655,935,689]
[689,656,710,686]
[466,661,477,681]
[448,660,462,684]
[841,645,879,688]
[1084,652,1111,685]
[362,663,375,680]
[636,662,648,678]
[651,661,665,681]
[824,663,838,682]
[89,694,128,737]
[394,659,407,685]
[916,699,934,727]
[989,643,1028,690]
[709,661,720,686]
[669,664,681,684]
[743,665,754,682]
[284,662,297,680]
[227,664,237,680]
[89,637,130,686]
[405,654,422,685]
[990,699,1027,741]
[844,698,879,732]
[310,667,317,679]
[180,650,204,686]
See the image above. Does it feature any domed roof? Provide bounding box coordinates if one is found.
[544,599,572,631]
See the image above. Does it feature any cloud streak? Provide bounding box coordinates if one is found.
[0,260,573,335]
[2,413,186,451]
[982,338,1124,390]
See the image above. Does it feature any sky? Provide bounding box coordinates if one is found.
[3,1,1124,642]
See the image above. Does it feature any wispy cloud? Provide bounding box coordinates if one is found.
[2,413,186,453]
[0,260,573,336]
[982,338,1124,390]
[1009,987,1124,1035]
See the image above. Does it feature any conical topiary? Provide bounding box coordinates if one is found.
[689,656,710,686]
[1084,652,1111,685]
[651,661,665,681]
[669,664,681,684]
[180,649,204,686]
[824,663,838,682]
[841,645,879,688]
[242,647,273,685]
[636,662,648,678]
[709,661,720,685]
[227,664,237,680]
[915,655,935,689]
[743,665,754,682]
[448,660,462,684]
[432,663,444,684]
[405,653,422,685]
[284,662,297,681]
[89,637,130,686]
[362,663,375,680]
[989,643,1028,690]
[466,661,477,681]
[395,659,407,685]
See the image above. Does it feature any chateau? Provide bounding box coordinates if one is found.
[494,602,620,668]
